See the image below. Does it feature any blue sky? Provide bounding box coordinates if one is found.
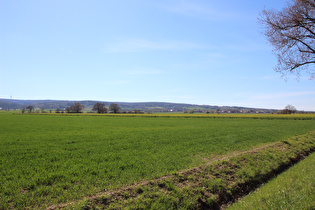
[1,0,314,111]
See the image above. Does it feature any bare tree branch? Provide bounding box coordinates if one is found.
[259,0,315,79]
[291,60,315,70]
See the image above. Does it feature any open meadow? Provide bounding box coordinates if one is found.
[0,112,314,208]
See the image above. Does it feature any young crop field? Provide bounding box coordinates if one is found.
[0,112,314,208]
[228,152,315,209]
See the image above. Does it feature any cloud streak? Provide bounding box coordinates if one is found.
[125,69,163,76]
[107,39,206,53]
[163,1,248,21]
[252,91,315,100]
[227,40,270,52]
[102,80,131,85]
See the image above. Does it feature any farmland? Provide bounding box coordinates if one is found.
[228,152,315,209]
[0,112,314,209]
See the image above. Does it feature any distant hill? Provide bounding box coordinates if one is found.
[0,98,278,113]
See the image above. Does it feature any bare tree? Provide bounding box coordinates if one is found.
[109,103,121,113]
[285,104,297,113]
[259,0,315,79]
[92,102,108,113]
[66,103,84,113]
[26,105,34,113]
[65,107,71,113]
[134,109,142,114]
[277,104,297,114]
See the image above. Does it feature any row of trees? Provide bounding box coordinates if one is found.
[22,103,299,115]
[90,103,121,113]
[64,102,121,113]
[22,103,122,114]
[22,106,52,113]
[92,103,121,113]
[22,105,35,113]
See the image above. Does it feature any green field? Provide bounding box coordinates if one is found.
[0,112,314,208]
[228,152,315,209]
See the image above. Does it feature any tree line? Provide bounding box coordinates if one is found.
[22,103,122,114]
[21,103,301,115]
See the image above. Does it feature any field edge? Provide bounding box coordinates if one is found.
[48,131,315,209]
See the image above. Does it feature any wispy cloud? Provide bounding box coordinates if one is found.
[202,52,225,64]
[102,80,131,85]
[107,39,205,53]
[152,94,199,103]
[227,40,270,52]
[163,1,247,21]
[252,91,315,100]
[125,68,163,76]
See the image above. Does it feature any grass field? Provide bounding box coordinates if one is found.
[0,112,314,208]
[228,152,315,209]
[76,131,314,209]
